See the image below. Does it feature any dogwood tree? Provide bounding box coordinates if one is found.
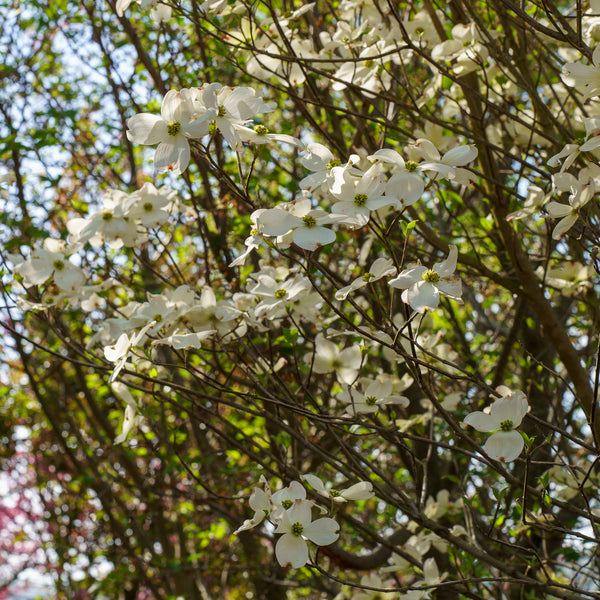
[2,0,600,599]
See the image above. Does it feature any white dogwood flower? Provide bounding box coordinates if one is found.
[338,380,409,415]
[410,139,478,183]
[388,246,462,313]
[562,44,600,101]
[274,499,339,568]
[126,88,214,174]
[335,257,397,301]
[233,477,272,534]
[309,333,362,384]
[301,473,374,503]
[463,386,529,462]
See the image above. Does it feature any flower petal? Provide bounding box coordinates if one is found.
[292,226,336,251]
[462,410,499,432]
[388,266,427,290]
[434,245,457,278]
[126,114,168,145]
[406,281,439,312]
[484,430,524,462]
[154,137,190,174]
[275,533,309,568]
[303,517,339,545]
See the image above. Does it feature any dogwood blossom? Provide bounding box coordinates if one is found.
[309,333,363,384]
[350,573,396,600]
[15,239,85,292]
[562,44,600,101]
[546,173,594,239]
[463,386,529,462]
[301,473,374,503]
[410,139,478,183]
[335,257,397,301]
[257,197,344,251]
[338,379,409,415]
[274,499,339,568]
[116,0,171,21]
[388,246,462,313]
[330,163,398,227]
[200,83,276,150]
[126,88,214,174]
[367,148,425,208]
[233,477,272,534]
[104,320,157,383]
[249,273,312,319]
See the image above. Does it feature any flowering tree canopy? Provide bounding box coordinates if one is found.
[2,0,600,599]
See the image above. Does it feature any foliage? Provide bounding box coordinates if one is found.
[2,0,600,599]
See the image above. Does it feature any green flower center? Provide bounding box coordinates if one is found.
[143,202,154,212]
[415,26,425,36]
[500,419,514,432]
[218,105,227,118]
[354,193,368,207]
[330,490,340,497]
[254,125,269,136]
[153,314,163,323]
[302,215,317,228]
[364,58,374,68]
[281,499,293,509]
[291,522,304,536]
[274,289,287,299]
[53,260,65,271]
[102,211,113,222]
[250,227,258,236]
[362,272,374,282]
[365,396,378,406]
[405,160,419,172]
[167,121,181,136]
[422,269,440,283]
[327,158,342,170]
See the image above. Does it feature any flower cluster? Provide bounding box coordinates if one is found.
[234,476,372,568]
[127,85,278,174]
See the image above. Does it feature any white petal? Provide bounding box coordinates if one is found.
[257,209,299,236]
[434,245,458,278]
[340,481,373,501]
[154,137,190,174]
[127,114,167,145]
[54,265,86,292]
[301,474,327,493]
[552,214,578,239]
[462,410,499,432]
[386,172,424,206]
[104,333,130,362]
[114,403,137,444]
[292,226,336,251]
[303,517,339,545]
[546,202,573,218]
[275,533,308,568]
[388,266,427,290]
[368,148,406,168]
[160,90,183,123]
[484,430,524,462]
[436,278,462,301]
[442,144,478,166]
[490,395,528,427]
[406,281,439,312]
